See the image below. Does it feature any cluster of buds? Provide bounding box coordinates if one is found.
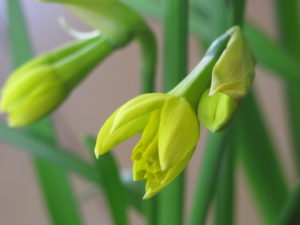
[95,26,255,198]
[0,0,255,199]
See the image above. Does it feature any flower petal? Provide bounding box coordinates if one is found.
[111,93,168,132]
[95,107,149,157]
[143,150,193,199]
[158,96,199,170]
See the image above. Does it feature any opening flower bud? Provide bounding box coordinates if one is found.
[198,89,238,132]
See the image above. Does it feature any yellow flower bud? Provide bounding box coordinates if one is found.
[198,89,238,133]
[95,93,200,198]
[1,36,113,126]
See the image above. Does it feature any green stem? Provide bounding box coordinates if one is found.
[215,144,235,225]
[213,1,245,224]
[137,24,158,225]
[137,25,157,93]
[158,0,188,225]
[274,0,300,175]
[231,0,246,26]
[276,180,300,225]
[188,131,230,225]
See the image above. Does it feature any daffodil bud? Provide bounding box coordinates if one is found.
[209,26,255,100]
[198,89,238,132]
[94,26,255,198]
[40,0,148,47]
[95,93,199,198]
[1,36,113,126]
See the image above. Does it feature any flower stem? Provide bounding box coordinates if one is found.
[158,0,188,225]
[137,23,158,225]
[274,0,300,175]
[215,144,235,225]
[137,25,157,93]
[188,131,231,225]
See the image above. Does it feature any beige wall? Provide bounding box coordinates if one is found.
[0,0,296,224]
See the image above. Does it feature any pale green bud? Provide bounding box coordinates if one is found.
[209,26,255,100]
[198,89,238,132]
[1,36,113,126]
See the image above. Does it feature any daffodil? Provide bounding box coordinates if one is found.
[95,93,199,199]
[95,26,255,198]
[0,36,113,126]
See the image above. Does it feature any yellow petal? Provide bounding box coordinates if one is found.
[158,96,199,170]
[1,66,57,112]
[198,89,238,132]
[210,26,255,100]
[143,150,193,199]
[131,111,160,180]
[8,79,66,127]
[111,93,168,132]
[95,107,149,157]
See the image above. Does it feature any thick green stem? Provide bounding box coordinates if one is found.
[137,25,157,93]
[274,0,300,175]
[213,1,245,224]
[137,24,158,225]
[188,131,230,225]
[158,0,188,225]
[231,0,246,26]
[215,144,235,225]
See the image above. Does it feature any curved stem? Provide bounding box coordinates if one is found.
[137,25,157,93]
[136,24,158,225]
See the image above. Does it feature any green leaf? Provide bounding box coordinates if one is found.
[84,136,128,225]
[6,1,84,224]
[0,123,98,184]
[244,23,300,85]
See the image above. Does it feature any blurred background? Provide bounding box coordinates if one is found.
[0,0,296,224]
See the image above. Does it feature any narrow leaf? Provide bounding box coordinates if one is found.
[84,136,128,225]
[235,93,289,225]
